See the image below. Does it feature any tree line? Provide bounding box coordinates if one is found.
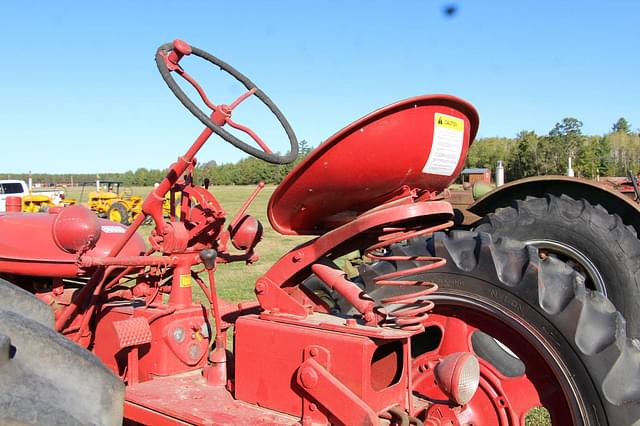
[467,117,639,180]
[4,119,639,187]
[3,141,313,187]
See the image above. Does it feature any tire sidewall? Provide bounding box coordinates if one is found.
[108,202,130,225]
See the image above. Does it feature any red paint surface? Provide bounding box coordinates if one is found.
[93,303,209,382]
[0,212,146,277]
[125,374,297,425]
[5,196,22,212]
[268,95,479,235]
[235,314,411,424]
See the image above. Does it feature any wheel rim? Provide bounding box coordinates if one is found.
[109,209,122,223]
[524,239,607,296]
[413,291,588,425]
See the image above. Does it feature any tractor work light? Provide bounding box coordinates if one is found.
[434,352,481,406]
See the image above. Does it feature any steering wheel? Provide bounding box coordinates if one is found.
[156,40,299,165]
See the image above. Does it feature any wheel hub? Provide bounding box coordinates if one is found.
[410,293,586,425]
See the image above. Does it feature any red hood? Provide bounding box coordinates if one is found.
[0,212,146,277]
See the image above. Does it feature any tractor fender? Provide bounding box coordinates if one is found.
[467,175,640,234]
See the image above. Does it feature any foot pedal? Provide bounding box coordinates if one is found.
[112,317,152,385]
[112,317,152,349]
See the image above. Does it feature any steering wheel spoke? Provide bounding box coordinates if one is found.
[156,40,299,164]
[177,70,219,111]
[228,88,257,110]
[226,117,273,154]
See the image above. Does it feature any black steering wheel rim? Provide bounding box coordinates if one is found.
[155,42,299,165]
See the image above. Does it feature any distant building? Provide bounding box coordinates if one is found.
[461,168,492,186]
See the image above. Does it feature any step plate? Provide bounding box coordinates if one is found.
[125,373,297,426]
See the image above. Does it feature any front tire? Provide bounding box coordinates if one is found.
[0,278,124,425]
[357,231,640,425]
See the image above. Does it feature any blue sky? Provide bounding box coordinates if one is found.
[1,1,638,173]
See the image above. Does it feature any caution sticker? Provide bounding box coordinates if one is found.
[422,113,465,176]
[179,274,192,288]
[435,113,464,131]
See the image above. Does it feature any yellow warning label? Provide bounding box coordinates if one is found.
[179,275,192,288]
[435,113,464,132]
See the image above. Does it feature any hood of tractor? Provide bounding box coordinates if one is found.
[268,94,479,235]
[0,210,146,277]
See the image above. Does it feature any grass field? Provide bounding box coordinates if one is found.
[67,185,308,302]
[178,185,309,301]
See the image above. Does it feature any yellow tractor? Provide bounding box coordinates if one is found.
[21,193,76,212]
[80,181,143,225]
[21,194,54,212]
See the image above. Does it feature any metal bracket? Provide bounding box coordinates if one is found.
[255,277,308,317]
[296,346,377,426]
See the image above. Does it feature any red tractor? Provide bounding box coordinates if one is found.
[0,40,638,425]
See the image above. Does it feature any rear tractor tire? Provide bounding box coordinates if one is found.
[354,231,640,425]
[107,201,130,225]
[474,194,640,337]
[0,278,124,425]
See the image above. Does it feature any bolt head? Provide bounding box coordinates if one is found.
[300,367,318,389]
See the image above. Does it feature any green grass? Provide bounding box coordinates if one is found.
[526,407,551,426]
[105,185,308,303]
[190,185,308,301]
[62,184,306,302]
